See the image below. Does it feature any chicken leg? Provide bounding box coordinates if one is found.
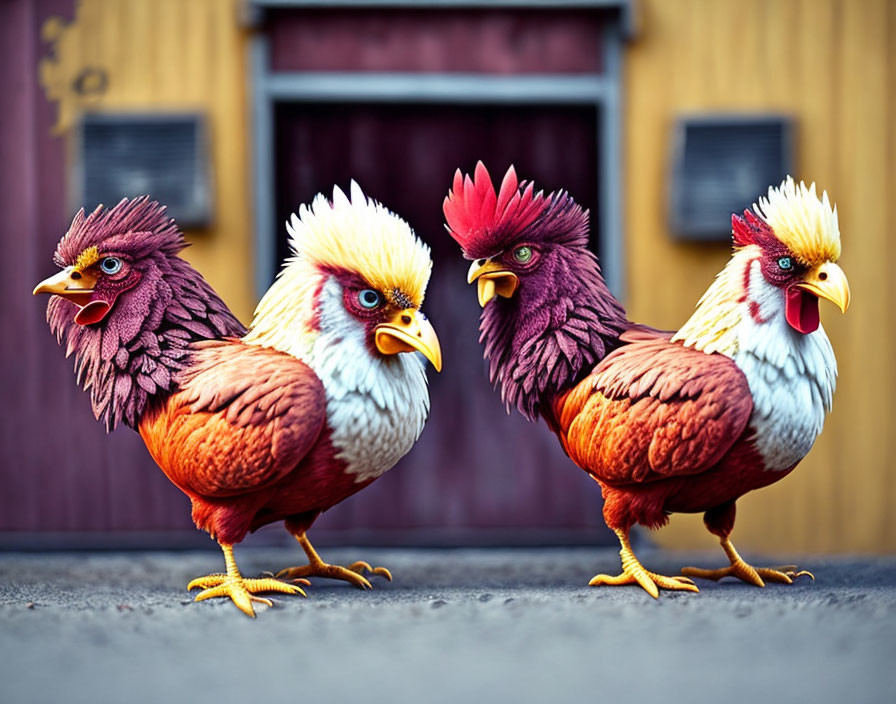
[589,529,699,598]
[681,536,814,587]
[188,543,308,617]
[276,532,392,590]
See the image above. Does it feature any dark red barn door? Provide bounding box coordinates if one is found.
[273,102,614,544]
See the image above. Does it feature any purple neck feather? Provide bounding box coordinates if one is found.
[47,213,245,431]
[48,258,245,431]
[479,245,628,422]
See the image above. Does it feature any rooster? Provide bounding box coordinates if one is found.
[35,184,442,615]
[444,163,848,597]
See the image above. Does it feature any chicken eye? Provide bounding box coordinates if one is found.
[358,289,382,309]
[100,257,122,275]
[513,246,533,264]
[777,257,793,271]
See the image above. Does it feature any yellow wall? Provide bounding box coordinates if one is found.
[40,0,256,323]
[625,0,896,553]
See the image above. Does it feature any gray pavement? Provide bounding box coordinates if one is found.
[1,547,894,704]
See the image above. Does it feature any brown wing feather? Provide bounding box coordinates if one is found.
[557,338,753,485]
[139,340,326,498]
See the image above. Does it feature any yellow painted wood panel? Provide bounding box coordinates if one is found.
[626,0,896,553]
[40,0,255,324]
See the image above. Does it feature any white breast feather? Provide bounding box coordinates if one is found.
[734,260,837,471]
[306,278,430,482]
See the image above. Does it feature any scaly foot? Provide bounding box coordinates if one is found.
[590,568,698,598]
[188,543,309,617]
[278,532,392,590]
[591,528,699,598]
[681,561,814,587]
[188,574,309,616]
[276,560,392,590]
[681,536,814,587]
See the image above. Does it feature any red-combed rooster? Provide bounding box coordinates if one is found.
[444,163,849,597]
[35,184,442,615]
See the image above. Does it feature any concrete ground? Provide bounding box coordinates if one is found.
[1,547,894,704]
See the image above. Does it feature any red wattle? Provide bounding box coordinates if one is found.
[74,300,112,326]
[785,287,819,334]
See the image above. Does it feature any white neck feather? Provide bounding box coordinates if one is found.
[673,247,837,471]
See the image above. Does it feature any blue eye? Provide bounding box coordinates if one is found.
[100,257,122,274]
[777,257,793,270]
[358,289,382,309]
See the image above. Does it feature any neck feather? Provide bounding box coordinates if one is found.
[49,257,245,431]
[243,258,323,359]
[672,246,764,356]
[481,247,628,421]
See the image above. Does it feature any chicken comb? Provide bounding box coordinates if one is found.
[443,161,547,259]
[731,209,776,249]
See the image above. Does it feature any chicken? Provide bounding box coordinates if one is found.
[444,163,848,597]
[35,184,442,615]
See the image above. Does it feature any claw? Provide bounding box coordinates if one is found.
[346,561,393,582]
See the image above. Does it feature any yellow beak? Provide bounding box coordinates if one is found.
[375,308,442,372]
[797,262,850,313]
[467,259,519,308]
[32,266,98,306]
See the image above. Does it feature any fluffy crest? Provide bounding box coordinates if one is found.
[751,177,841,266]
[55,197,185,268]
[286,182,431,308]
[443,162,548,259]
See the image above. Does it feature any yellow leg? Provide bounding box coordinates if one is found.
[681,537,815,587]
[589,529,699,598]
[276,533,392,590]
[188,543,308,617]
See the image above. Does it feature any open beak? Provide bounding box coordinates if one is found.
[375,309,442,372]
[467,259,519,308]
[32,267,98,307]
[796,262,850,313]
[33,267,112,325]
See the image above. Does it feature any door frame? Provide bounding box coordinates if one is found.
[247,0,636,301]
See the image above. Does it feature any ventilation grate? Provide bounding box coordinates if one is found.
[669,116,793,241]
[75,113,212,228]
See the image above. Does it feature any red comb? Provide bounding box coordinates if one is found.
[732,209,775,248]
[443,161,546,257]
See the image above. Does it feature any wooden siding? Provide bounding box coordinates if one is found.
[267,8,606,73]
[625,0,896,553]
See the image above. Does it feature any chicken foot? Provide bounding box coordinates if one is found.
[188,543,308,617]
[681,536,814,587]
[276,532,392,590]
[589,528,699,598]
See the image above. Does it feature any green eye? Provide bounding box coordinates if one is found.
[778,256,793,270]
[513,246,533,263]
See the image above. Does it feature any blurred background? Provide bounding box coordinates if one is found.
[1,0,892,554]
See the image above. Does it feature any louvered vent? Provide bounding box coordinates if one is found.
[669,116,793,241]
[75,113,211,228]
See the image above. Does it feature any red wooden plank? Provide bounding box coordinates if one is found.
[269,8,605,74]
